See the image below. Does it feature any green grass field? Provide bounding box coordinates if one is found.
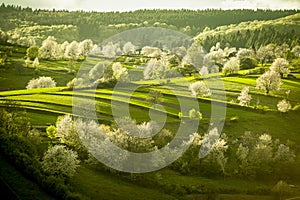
[1,45,300,199]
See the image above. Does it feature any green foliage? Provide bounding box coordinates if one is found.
[153,129,173,148]
[0,133,42,181]
[46,125,57,139]
[196,13,300,50]
[240,57,258,70]
[147,90,163,106]
[235,132,296,180]
[0,108,31,136]
[26,46,39,60]
[178,64,198,76]
[1,4,297,46]
[189,108,202,120]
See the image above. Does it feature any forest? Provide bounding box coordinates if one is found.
[0,3,299,45]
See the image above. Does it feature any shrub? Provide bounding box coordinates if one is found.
[41,145,80,178]
[26,76,56,89]
[237,87,252,106]
[0,134,42,181]
[46,125,57,139]
[26,46,39,60]
[240,57,258,69]
[277,99,292,113]
[271,181,291,200]
[0,108,31,136]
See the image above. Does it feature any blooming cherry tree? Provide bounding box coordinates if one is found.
[237,86,252,106]
[277,99,291,113]
[189,81,211,97]
[256,70,281,94]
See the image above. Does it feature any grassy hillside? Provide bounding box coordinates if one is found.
[1,71,300,199]
[0,7,300,197]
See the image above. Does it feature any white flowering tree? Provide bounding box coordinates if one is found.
[78,39,93,57]
[41,145,80,178]
[274,44,290,59]
[182,44,206,70]
[189,81,211,97]
[104,125,155,153]
[291,45,300,58]
[88,61,108,81]
[256,44,275,66]
[199,66,209,76]
[143,58,176,80]
[236,133,273,177]
[32,57,39,69]
[203,49,224,69]
[65,41,79,72]
[256,70,281,94]
[122,42,136,55]
[56,115,82,150]
[60,41,69,58]
[141,46,162,58]
[25,57,31,67]
[199,128,228,176]
[237,86,252,106]
[270,58,290,78]
[274,144,295,164]
[39,36,59,59]
[26,76,56,89]
[112,62,129,82]
[76,119,129,170]
[236,48,255,59]
[222,57,240,76]
[102,43,121,58]
[277,99,291,113]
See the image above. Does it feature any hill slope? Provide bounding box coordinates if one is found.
[0,4,298,44]
[195,13,300,49]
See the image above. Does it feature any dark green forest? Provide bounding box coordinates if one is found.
[0,3,299,46]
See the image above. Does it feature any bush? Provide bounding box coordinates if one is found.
[240,57,258,69]
[247,67,265,75]
[26,46,39,60]
[26,76,56,89]
[41,145,80,178]
[0,110,82,199]
[0,108,31,136]
[271,181,291,200]
[0,134,42,181]
[277,99,292,113]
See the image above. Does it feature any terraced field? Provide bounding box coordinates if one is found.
[1,75,300,140]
